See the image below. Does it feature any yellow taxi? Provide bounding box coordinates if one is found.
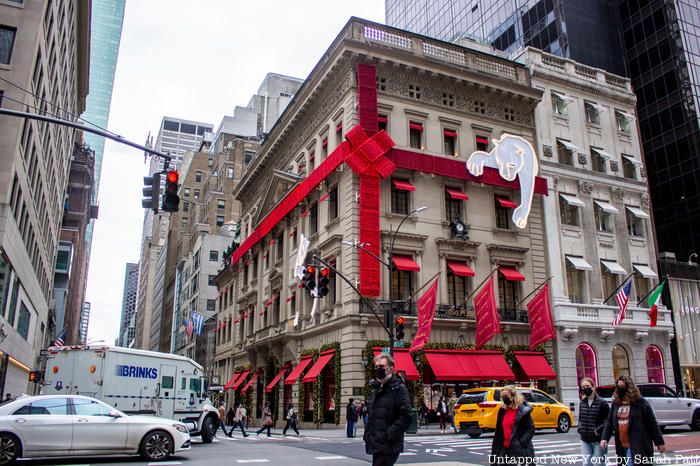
[453,387,573,437]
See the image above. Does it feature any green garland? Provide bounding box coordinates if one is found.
[299,348,319,427]
[320,342,341,425]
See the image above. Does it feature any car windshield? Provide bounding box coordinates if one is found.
[458,391,488,405]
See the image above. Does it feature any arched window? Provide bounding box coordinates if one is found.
[576,343,598,386]
[646,345,665,383]
[612,344,630,380]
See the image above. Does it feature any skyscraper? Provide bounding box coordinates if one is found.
[386,0,700,262]
[118,262,139,347]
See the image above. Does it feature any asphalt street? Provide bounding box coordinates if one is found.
[16,425,700,465]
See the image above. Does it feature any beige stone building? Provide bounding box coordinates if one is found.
[212,19,561,426]
[0,0,90,396]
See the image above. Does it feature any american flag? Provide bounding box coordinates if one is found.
[53,328,66,347]
[612,278,633,326]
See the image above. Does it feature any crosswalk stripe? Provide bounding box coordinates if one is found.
[236,461,270,464]
[399,452,417,456]
[315,456,347,460]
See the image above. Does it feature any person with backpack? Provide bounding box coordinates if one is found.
[256,401,274,437]
[283,402,300,435]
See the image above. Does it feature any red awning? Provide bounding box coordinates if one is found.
[499,267,525,281]
[514,352,556,380]
[476,136,490,145]
[447,261,475,277]
[424,350,515,381]
[265,364,291,392]
[223,371,241,391]
[322,138,328,147]
[377,115,388,123]
[443,130,457,138]
[372,348,419,380]
[392,179,415,191]
[496,196,517,209]
[409,123,424,131]
[446,188,469,200]
[284,356,313,385]
[241,371,260,394]
[302,350,335,383]
[230,370,250,390]
[393,255,420,272]
[336,123,343,132]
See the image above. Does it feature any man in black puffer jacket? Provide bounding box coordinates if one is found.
[578,377,610,466]
[363,354,412,466]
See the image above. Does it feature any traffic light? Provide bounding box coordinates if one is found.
[317,267,331,297]
[29,371,43,384]
[161,170,180,212]
[395,316,405,341]
[302,265,316,292]
[141,172,161,212]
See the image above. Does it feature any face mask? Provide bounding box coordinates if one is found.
[617,386,627,398]
[374,367,388,380]
[582,387,593,397]
[502,396,512,406]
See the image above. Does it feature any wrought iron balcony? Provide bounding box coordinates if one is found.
[359,299,528,323]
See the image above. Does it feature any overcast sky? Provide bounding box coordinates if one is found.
[85,1,385,344]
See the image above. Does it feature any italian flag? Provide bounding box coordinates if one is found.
[647,280,666,327]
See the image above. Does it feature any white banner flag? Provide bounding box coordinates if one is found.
[294,234,310,279]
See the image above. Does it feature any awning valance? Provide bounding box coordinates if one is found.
[393,255,420,272]
[409,123,424,131]
[594,200,619,214]
[265,364,291,392]
[557,139,578,152]
[601,260,627,275]
[446,188,469,200]
[496,196,517,209]
[424,350,515,381]
[633,264,657,279]
[499,267,525,281]
[447,260,475,277]
[566,256,593,271]
[551,91,575,103]
[622,154,643,166]
[443,129,458,138]
[513,352,556,380]
[392,179,416,192]
[559,193,585,207]
[615,109,636,121]
[626,206,649,219]
[223,371,241,391]
[230,370,250,390]
[372,348,420,380]
[284,356,313,385]
[591,147,613,160]
[302,350,335,383]
[241,370,260,394]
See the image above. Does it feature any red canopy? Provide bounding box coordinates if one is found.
[496,196,517,209]
[499,267,525,281]
[424,349,514,381]
[241,371,260,393]
[302,350,335,383]
[373,348,419,380]
[447,260,475,277]
[393,255,420,272]
[284,356,313,385]
[514,352,556,380]
[446,188,469,200]
[223,371,241,391]
[265,364,291,392]
[230,370,250,390]
[392,179,416,192]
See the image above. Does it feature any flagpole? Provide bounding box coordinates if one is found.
[602,272,635,305]
[404,269,443,303]
[462,266,499,306]
[515,276,553,308]
[636,275,669,307]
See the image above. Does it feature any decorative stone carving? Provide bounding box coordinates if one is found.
[550,176,559,191]
[634,330,648,343]
[600,329,614,342]
[640,167,647,178]
[610,161,619,172]
[561,328,578,340]
[577,153,587,165]
[577,180,593,195]
[612,187,625,202]
[542,144,553,158]
[641,193,650,208]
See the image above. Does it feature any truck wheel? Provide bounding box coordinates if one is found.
[201,416,215,443]
[691,411,700,431]
[468,433,481,438]
[0,433,21,465]
[556,414,571,433]
[139,430,173,461]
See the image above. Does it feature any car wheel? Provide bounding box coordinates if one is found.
[691,411,700,431]
[556,414,571,433]
[201,416,215,443]
[139,430,173,461]
[468,433,482,438]
[0,433,21,465]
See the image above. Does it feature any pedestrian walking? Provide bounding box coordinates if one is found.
[437,396,448,433]
[363,354,412,466]
[577,377,609,466]
[229,401,249,437]
[226,405,235,426]
[256,401,273,437]
[360,400,369,429]
[601,375,666,465]
[217,402,231,437]
[448,392,459,433]
[346,398,358,437]
[282,402,300,435]
[353,401,360,437]
[418,401,429,429]
[490,386,536,465]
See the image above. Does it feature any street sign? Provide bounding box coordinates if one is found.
[381,347,390,353]
[208,385,224,391]
[394,341,405,347]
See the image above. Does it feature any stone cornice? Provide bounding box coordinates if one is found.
[531,68,636,106]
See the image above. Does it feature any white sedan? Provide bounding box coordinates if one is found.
[0,394,190,464]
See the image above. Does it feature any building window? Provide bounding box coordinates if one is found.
[309,203,318,236]
[276,236,284,261]
[321,136,328,158]
[566,265,586,303]
[447,270,468,309]
[209,250,218,262]
[391,181,410,215]
[594,202,615,233]
[207,275,216,286]
[0,26,17,65]
[328,186,338,221]
[551,92,568,115]
[442,92,455,107]
[612,344,630,380]
[16,302,30,340]
[378,114,388,132]
[184,188,190,198]
[252,256,258,278]
[181,218,189,228]
[244,150,254,165]
[445,190,462,222]
[443,129,457,156]
[585,101,602,125]
[626,207,646,238]
[495,197,514,230]
[409,121,423,149]
[633,272,649,305]
[206,299,216,312]
[216,215,225,226]
[615,110,631,132]
[601,268,618,301]
[195,172,202,183]
[576,343,598,386]
[559,195,580,227]
[335,121,343,144]
[208,158,213,167]
[408,84,421,99]
[557,140,575,165]
[475,135,489,152]
[391,269,413,301]
[498,276,518,311]
[590,148,607,173]
[183,201,189,212]
[193,189,200,199]
[308,151,315,171]
[227,167,234,178]
[217,199,225,211]
[622,156,638,179]
[646,346,665,383]
[376,75,386,91]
